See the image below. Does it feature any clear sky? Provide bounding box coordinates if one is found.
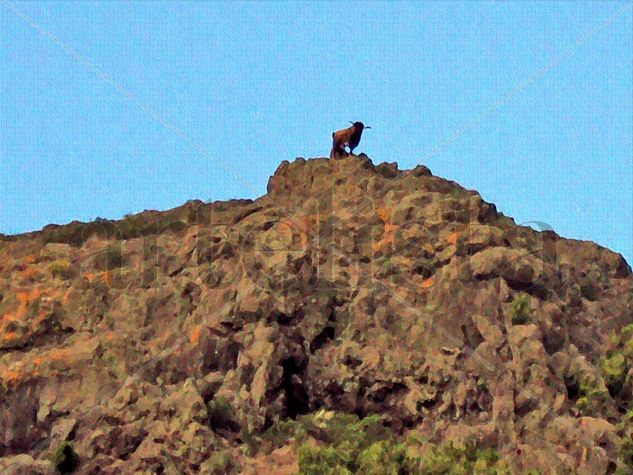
[1,1,632,263]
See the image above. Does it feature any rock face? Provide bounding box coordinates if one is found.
[0,155,631,474]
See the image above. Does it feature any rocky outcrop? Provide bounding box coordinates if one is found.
[0,155,631,473]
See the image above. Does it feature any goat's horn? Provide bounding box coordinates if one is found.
[365,126,372,129]
[349,121,355,125]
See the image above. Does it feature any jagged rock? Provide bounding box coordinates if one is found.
[0,454,55,475]
[0,155,631,473]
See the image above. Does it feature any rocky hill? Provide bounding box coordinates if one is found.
[0,155,631,474]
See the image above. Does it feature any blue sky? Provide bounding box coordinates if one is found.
[1,1,632,263]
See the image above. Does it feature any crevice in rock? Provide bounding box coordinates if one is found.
[280,356,310,419]
[232,206,264,224]
[310,326,335,353]
[204,338,240,372]
[563,374,580,401]
[270,308,303,326]
[542,330,566,355]
[461,323,484,350]
[208,399,241,435]
[343,354,363,369]
[514,399,539,418]
[118,433,145,461]
[368,382,407,404]
[505,279,549,300]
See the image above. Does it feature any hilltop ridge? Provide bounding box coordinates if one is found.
[0,155,632,474]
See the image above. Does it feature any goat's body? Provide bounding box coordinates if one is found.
[330,130,349,158]
[330,122,368,159]
[347,127,363,153]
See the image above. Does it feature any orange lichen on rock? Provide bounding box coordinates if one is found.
[62,289,73,305]
[17,265,41,280]
[371,207,400,253]
[14,288,41,319]
[101,331,117,342]
[101,271,112,287]
[189,326,202,345]
[48,348,74,365]
[294,214,320,249]
[0,345,84,388]
[383,223,398,242]
[17,290,34,304]
[1,332,19,344]
[403,223,421,239]
[22,255,37,264]
[0,369,22,388]
[376,207,390,223]
[0,355,40,387]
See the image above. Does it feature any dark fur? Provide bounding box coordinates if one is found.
[330,122,368,159]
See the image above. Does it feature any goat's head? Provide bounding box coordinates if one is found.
[349,121,371,131]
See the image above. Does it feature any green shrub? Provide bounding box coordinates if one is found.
[616,437,633,474]
[48,260,75,280]
[418,442,499,474]
[26,298,41,318]
[203,449,240,474]
[565,367,615,417]
[356,441,419,475]
[574,373,611,416]
[418,443,455,474]
[598,326,633,398]
[50,442,79,474]
[254,411,513,474]
[298,440,415,475]
[260,416,307,451]
[39,206,198,247]
[261,411,507,474]
[580,284,599,301]
[601,353,628,396]
[93,246,123,271]
[621,324,633,344]
[207,396,237,432]
[613,410,633,474]
[298,443,353,475]
[292,411,421,474]
[510,293,531,325]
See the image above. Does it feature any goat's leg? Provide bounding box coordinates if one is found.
[330,138,338,159]
[331,139,347,159]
